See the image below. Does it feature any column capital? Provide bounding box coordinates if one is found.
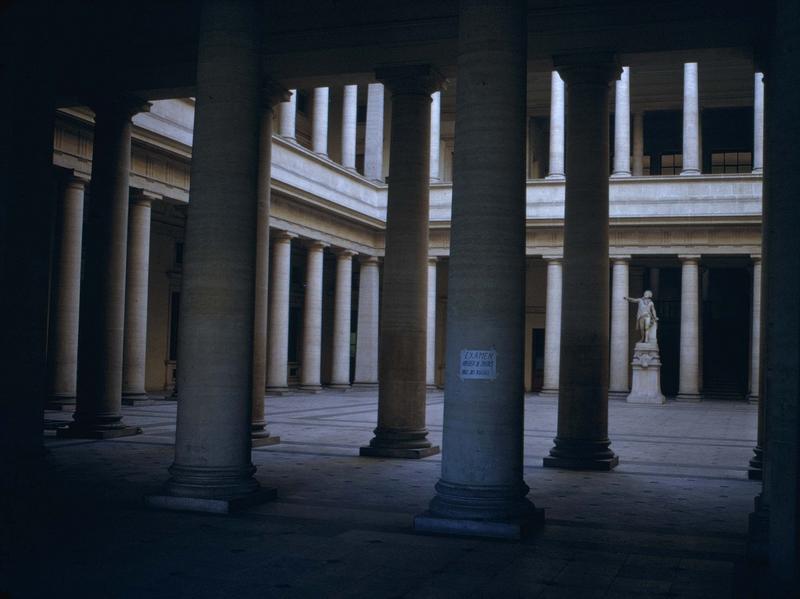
[610,255,632,263]
[334,248,357,259]
[359,254,380,265]
[271,230,297,243]
[62,170,90,189]
[678,254,702,263]
[543,255,563,263]
[553,53,621,86]
[428,256,439,265]
[90,95,151,121]
[261,77,291,108]
[130,188,161,207]
[305,240,329,252]
[751,254,762,263]
[375,64,445,97]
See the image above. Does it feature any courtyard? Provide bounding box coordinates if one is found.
[3,392,758,598]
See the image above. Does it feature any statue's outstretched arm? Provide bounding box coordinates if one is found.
[623,297,638,303]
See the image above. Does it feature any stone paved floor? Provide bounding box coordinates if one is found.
[2,391,761,598]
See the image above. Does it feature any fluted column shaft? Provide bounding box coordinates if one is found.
[48,175,87,408]
[753,73,764,174]
[609,257,630,396]
[65,97,149,439]
[749,256,762,403]
[681,62,701,175]
[426,257,438,387]
[361,65,442,459]
[155,0,265,503]
[331,250,355,387]
[364,83,385,181]
[677,255,702,400]
[612,67,631,177]
[541,258,562,394]
[300,241,326,390]
[251,84,287,441]
[341,85,358,170]
[416,0,540,538]
[312,87,329,155]
[266,232,296,391]
[122,192,154,404]
[544,56,621,471]
[279,90,297,139]
[354,256,379,386]
[632,111,644,176]
[546,71,565,179]
[430,91,441,181]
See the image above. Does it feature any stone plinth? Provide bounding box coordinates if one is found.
[626,342,665,404]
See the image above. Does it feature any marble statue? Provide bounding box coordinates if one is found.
[624,290,659,344]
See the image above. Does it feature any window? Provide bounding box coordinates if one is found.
[711,151,752,174]
[296,90,309,115]
[660,153,683,175]
[642,155,651,176]
[175,241,184,267]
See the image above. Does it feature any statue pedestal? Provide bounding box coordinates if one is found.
[626,342,665,404]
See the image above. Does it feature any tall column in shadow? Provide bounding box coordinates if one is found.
[361,64,443,459]
[415,0,543,539]
[544,54,621,471]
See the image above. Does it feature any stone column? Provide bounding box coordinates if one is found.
[364,83,385,181]
[632,111,644,176]
[749,255,762,403]
[758,3,800,589]
[353,255,379,387]
[312,87,329,156]
[611,66,631,178]
[300,241,327,391]
[546,71,566,180]
[266,231,296,392]
[122,190,157,405]
[278,89,297,140]
[341,84,358,170]
[330,249,355,388]
[415,0,542,539]
[609,256,630,399]
[681,62,701,176]
[540,257,563,395]
[48,174,88,409]
[430,91,441,181]
[753,73,764,175]
[360,64,442,460]
[61,96,150,439]
[677,255,702,401]
[145,0,271,511]
[426,257,438,388]
[251,82,288,445]
[543,55,621,471]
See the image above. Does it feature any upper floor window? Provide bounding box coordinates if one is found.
[660,153,683,175]
[711,151,752,174]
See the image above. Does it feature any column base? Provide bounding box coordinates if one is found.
[351,382,378,390]
[298,385,323,393]
[748,446,763,480]
[360,445,440,459]
[46,396,76,410]
[414,509,544,540]
[610,171,632,178]
[680,169,701,176]
[360,427,439,459]
[426,384,438,391]
[266,387,292,396]
[544,438,619,471]
[122,393,154,406]
[747,394,760,404]
[608,390,629,401]
[538,388,559,397]
[545,173,565,181]
[57,422,142,440]
[145,487,276,514]
[675,393,703,402]
[251,434,281,448]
